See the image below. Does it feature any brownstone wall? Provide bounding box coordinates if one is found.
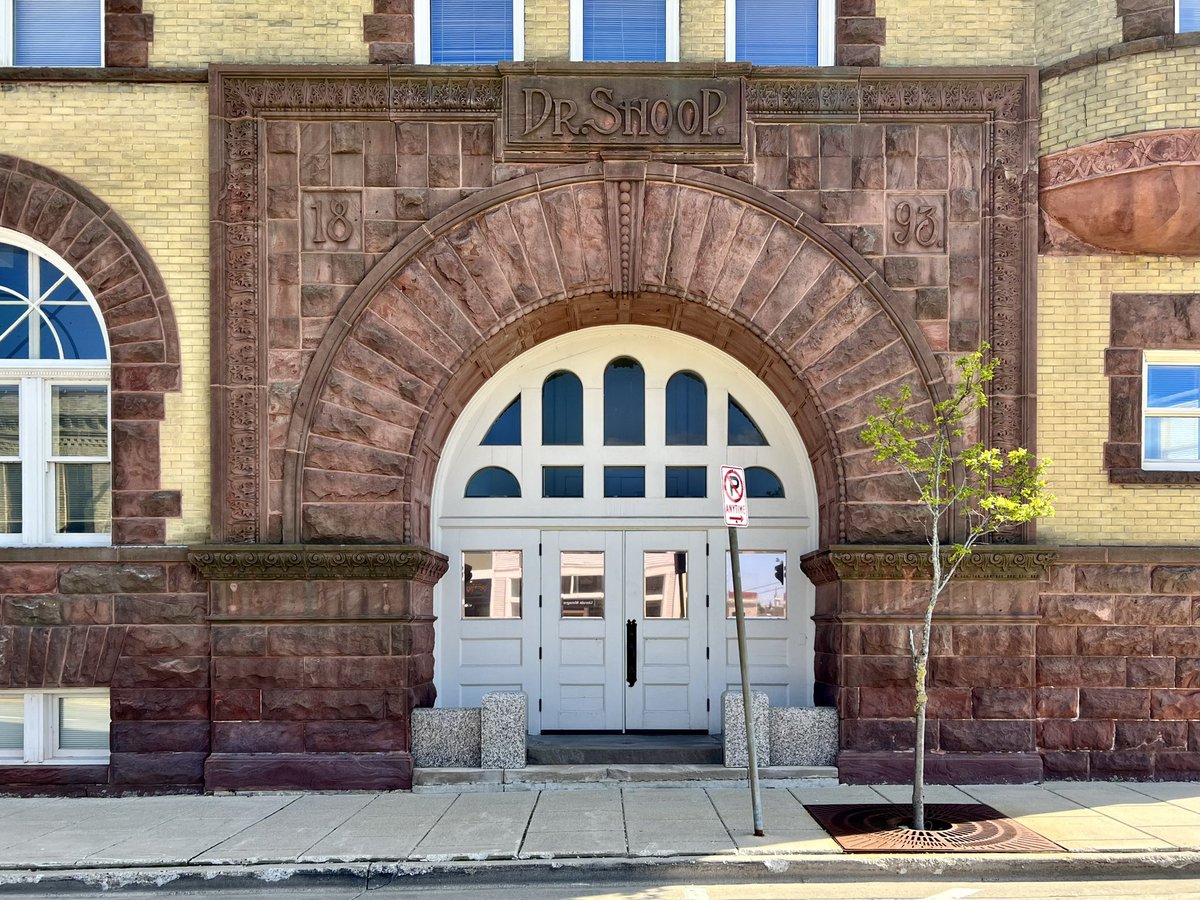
[106,0,155,68]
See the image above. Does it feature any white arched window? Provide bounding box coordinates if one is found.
[0,230,110,546]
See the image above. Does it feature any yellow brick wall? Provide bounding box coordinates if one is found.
[1036,0,1123,67]
[524,0,570,59]
[680,0,725,62]
[0,84,210,544]
[148,0,373,66]
[877,0,1036,66]
[1041,47,1200,154]
[1039,255,1200,546]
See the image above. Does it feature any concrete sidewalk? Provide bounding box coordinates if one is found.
[0,780,1196,892]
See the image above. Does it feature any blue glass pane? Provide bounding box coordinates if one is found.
[728,396,768,445]
[543,371,583,445]
[666,466,706,498]
[736,0,820,65]
[584,0,666,61]
[14,0,103,66]
[431,0,514,63]
[0,307,30,360]
[41,304,107,361]
[1145,417,1200,463]
[482,396,522,445]
[465,466,521,498]
[40,258,84,302]
[0,246,29,299]
[746,466,785,498]
[666,371,707,445]
[1147,366,1200,410]
[1182,0,1200,31]
[604,357,645,445]
[543,466,584,498]
[604,466,645,498]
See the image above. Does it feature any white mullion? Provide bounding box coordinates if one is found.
[414,0,431,64]
[818,0,835,66]
[0,0,12,68]
[569,0,582,60]
[23,693,44,763]
[724,0,736,61]
[665,0,679,61]
[512,0,524,61]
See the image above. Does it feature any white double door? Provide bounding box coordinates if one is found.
[541,530,708,732]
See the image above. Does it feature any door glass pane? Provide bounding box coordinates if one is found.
[726,550,787,619]
[560,551,604,618]
[462,550,522,619]
[57,695,110,751]
[0,696,22,752]
[603,465,644,497]
[52,385,108,457]
[644,551,687,619]
[55,463,111,534]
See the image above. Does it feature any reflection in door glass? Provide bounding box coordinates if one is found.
[560,551,604,618]
[462,550,522,618]
[644,551,687,619]
[725,551,786,618]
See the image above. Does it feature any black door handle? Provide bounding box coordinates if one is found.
[626,618,637,687]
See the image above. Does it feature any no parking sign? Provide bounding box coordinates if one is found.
[721,465,748,527]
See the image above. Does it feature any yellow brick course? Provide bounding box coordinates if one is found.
[0,83,210,543]
[148,0,373,67]
[1038,255,1200,547]
[524,0,570,59]
[877,0,1035,66]
[1041,47,1200,154]
[1036,0,1123,67]
[680,0,724,62]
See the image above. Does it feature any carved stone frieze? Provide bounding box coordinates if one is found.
[803,544,1058,582]
[188,544,449,583]
[221,73,500,119]
[1040,128,1200,189]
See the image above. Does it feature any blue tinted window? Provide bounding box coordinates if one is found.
[604,466,644,498]
[666,466,706,498]
[430,0,514,64]
[482,396,521,445]
[543,466,584,498]
[728,396,768,445]
[584,0,666,61]
[41,305,107,360]
[0,247,29,298]
[746,466,785,498]
[666,371,706,445]
[465,466,521,498]
[604,357,645,445]
[0,307,30,360]
[543,371,583,445]
[735,0,820,65]
[1147,366,1200,410]
[1182,0,1200,31]
[14,0,103,66]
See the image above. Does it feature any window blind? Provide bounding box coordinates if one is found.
[736,0,820,66]
[430,0,514,64]
[13,0,103,67]
[584,0,666,62]
[1181,0,1200,33]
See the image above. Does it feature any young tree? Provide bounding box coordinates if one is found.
[860,344,1054,832]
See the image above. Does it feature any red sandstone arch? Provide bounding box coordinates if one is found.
[0,155,182,544]
[284,161,947,548]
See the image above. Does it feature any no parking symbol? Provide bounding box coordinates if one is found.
[721,465,748,527]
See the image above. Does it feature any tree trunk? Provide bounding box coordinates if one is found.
[912,660,928,830]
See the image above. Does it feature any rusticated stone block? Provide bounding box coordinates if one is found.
[481,691,526,769]
[1128,657,1175,688]
[1178,659,1200,688]
[1122,6,1173,41]
[0,565,58,594]
[110,656,209,689]
[951,624,1034,657]
[1151,566,1200,594]
[1036,626,1077,655]
[932,657,1033,689]
[769,706,838,766]
[1041,751,1090,780]
[1073,565,1151,594]
[1115,721,1187,751]
[1079,688,1150,719]
[1154,626,1200,656]
[1113,596,1191,625]
[262,689,385,721]
[213,689,260,721]
[110,752,206,786]
[122,625,209,657]
[305,720,408,753]
[114,594,206,625]
[1037,656,1126,688]
[1151,689,1200,720]
[111,688,208,721]
[4,597,112,627]
[1039,595,1114,624]
[213,722,306,753]
[941,719,1033,753]
[112,721,209,754]
[59,564,166,594]
[835,16,885,44]
[838,750,1042,785]
[1039,719,1114,751]
[212,626,267,657]
[972,688,1033,719]
[1035,687,1079,718]
[1092,750,1154,779]
[843,655,914,687]
[205,752,412,791]
[1078,625,1153,657]
[722,690,769,767]
[266,624,390,657]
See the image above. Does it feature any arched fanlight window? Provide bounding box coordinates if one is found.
[0,232,110,545]
[728,395,768,446]
[465,466,522,498]
[542,371,583,445]
[482,396,521,446]
[746,466,785,498]
[666,371,706,445]
[604,356,644,445]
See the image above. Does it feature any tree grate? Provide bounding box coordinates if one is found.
[803,803,1063,853]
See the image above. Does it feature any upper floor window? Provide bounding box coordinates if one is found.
[415,0,525,64]
[1180,0,1200,31]
[0,231,110,546]
[1143,351,1200,470]
[571,0,680,61]
[1,0,103,67]
[726,0,834,66]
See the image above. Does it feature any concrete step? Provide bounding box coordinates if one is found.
[413,764,840,793]
[526,733,723,765]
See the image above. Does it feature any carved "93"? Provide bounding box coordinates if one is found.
[892,201,941,248]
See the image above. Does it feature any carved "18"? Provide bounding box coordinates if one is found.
[309,198,354,244]
[892,201,940,248]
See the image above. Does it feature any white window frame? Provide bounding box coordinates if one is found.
[724,0,835,66]
[570,0,681,62]
[414,0,525,65]
[1142,349,1200,471]
[0,0,105,68]
[0,689,110,765]
[0,228,112,547]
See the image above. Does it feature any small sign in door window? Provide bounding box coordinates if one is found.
[560,551,605,617]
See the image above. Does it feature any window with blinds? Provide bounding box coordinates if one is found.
[733,0,822,65]
[429,0,515,64]
[1181,0,1200,32]
[582,0,668,61]
[7,0,103,67]
[0,690,110,763]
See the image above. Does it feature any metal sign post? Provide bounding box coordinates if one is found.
[721,465,764,837]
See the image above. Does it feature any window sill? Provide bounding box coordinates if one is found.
[1110,468,1200,484]
[0,757,109,766]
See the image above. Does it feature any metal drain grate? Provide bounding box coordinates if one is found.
[803,803,1063,853]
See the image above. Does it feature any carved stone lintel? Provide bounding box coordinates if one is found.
[188,544,450,583]
[801,545,1058,584]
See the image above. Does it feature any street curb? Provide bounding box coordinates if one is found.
[1,852,1199,893]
